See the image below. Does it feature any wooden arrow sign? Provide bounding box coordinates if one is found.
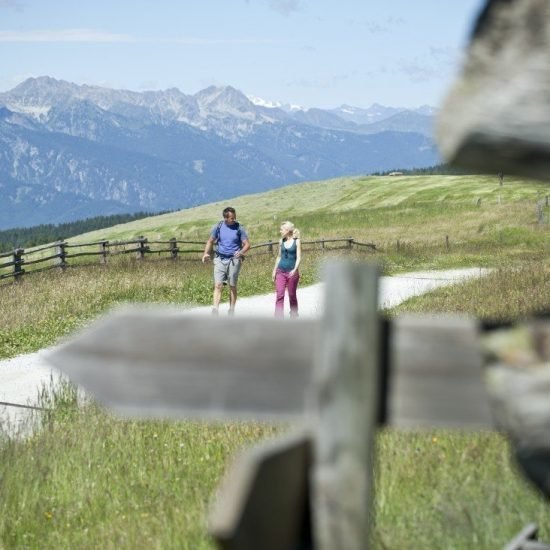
[45,306,493,428]
[45,307,319,421]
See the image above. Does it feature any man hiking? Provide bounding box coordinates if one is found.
[202,207,250,315]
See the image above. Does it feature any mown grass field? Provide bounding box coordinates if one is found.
[0,174,549,549]
[69,174,548,257]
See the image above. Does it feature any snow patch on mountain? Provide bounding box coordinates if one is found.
[247,94,304,112]
[193,160,205,173]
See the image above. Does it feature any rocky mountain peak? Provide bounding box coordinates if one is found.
[194,85,255,114]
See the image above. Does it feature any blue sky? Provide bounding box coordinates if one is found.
[0,0,485,109]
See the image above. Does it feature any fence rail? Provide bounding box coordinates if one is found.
[0,235,376,283]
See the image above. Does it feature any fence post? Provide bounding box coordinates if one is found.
[169,238,178,260]
[446,235,450,250]
[55,241,67,269]
[267,240,273,255]
[99,240,108,264]
[397,239,401,252]
[310,262,380,550]
[136,236,148,260]
[13,248,24,281]
[321,238,325,249]
[536,200,545,225]
[347,237,353,249]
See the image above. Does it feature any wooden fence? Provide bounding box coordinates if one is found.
[0,236,376,283]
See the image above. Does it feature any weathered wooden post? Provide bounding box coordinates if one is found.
[169,238,179,260]
[536,200,545,225]
[136,236,148,260]
[309,262,380,550]
[267,240,273,255]
[347,237,353,249]
[55,240,67,269]
[44,261,501,550]
[13,248,24,281]
[503,523,539,550]
[437,0,550,181]
[99,240,108,264]
[446,235,450,250]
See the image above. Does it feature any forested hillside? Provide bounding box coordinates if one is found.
[0,211,165,253]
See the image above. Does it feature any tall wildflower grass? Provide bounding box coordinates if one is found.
[392,260,549,321]
[0,248,348,360]
[0,380,279,549]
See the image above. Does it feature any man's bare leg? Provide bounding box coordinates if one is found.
[228,285,237,315]
[212,283,223,314]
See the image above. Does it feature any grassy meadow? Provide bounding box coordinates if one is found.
[0,173,549,548]
[69,174,548,263]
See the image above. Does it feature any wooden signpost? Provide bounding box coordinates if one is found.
[45,262,549,549]
[45,273,493,429]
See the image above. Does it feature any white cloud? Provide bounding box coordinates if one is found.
[364,22,389,34]
[165,36,273,45]
[429,46,455,62]
[0,29,135,42]
[397,59,448,83]
[397,47,459,83]
[0,0,24,9]
[267,0,304,16]
[287,72,352,90]
[0,29,274,45]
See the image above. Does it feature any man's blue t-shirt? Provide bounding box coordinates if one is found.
[210,222,248,257]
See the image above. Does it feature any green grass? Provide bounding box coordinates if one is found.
[1,385,548,549]
[391,260,550,321]
[1,381,280,549]
[0,173,549,549]
[374,429,549,548]
[66,174,548,245]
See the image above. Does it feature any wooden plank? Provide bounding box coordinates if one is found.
[209,429,312,550]
[45,306,318,420]
[45,308,494,427]
[389,314,494,429]
[504,523,541,550]
[309,262,380,550]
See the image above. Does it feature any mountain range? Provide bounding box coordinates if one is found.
[0,76,439,230]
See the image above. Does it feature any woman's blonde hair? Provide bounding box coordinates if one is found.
[281,221,300,239]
